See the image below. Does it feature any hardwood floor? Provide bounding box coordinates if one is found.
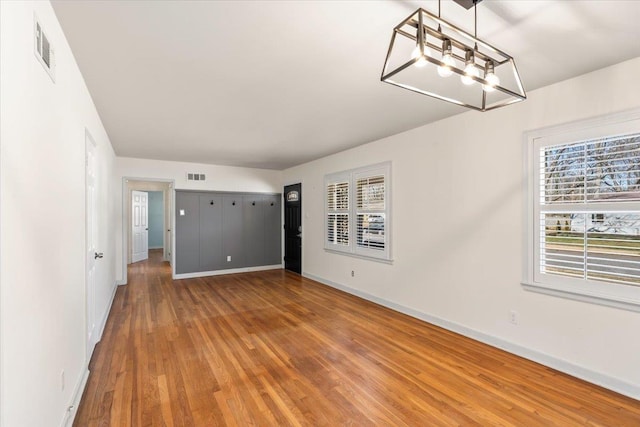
[75,250,640,426]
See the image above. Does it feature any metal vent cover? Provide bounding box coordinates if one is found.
[34,15,55,82]
[186,173,206,181]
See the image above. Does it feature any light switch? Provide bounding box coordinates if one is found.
[180,209,185,216]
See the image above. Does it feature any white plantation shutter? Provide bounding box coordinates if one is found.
[326,180,350,247]
[536,132,640,287]
[325,163,391,260]
[355,174,386,252]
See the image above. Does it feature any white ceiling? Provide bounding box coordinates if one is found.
[51,0,640,170]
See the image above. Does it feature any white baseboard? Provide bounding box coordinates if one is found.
[116,279,127,286]
[174,264,283,280]
[95,283,118,343]
[303,272,640,401]
[60,368,89,427]
[59,281,119,426]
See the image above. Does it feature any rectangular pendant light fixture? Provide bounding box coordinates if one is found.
[381,2,526,111]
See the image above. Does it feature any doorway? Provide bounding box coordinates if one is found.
[125,180,173,267]
[284,183,302,274]
[131,190,149,263]
[147,191,165,250]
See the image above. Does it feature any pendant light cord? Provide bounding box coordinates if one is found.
[474,1,478,51]
[474,2,477,38]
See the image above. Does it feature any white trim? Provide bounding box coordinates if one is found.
[61,279,118,427]
[523,108,640,141]
[60,368,89,427]
[324,248,394,264]
[120,177,175,286]
[173,264,283,280]
[95,283,118,345]
[522,281,640,313]
[304,272,640,401]
[522,108,640,310]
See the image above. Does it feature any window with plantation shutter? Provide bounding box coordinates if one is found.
[326,180,350,247]
[325,162,391,261]
[524,111,640,311]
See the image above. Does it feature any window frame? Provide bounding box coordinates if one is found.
[523,109,640,312]
[324,162,392,262]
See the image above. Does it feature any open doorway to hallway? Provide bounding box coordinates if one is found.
[125,179,173,266]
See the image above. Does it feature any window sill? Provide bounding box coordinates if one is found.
[324,248,394,265]
[521,281,640,313]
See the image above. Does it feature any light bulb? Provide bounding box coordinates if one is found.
[482,73,500,92]
[461,64,479,85]
[482,60,500,92]
[411,45,429,68]
[437,39,454,78]
[461,50,478,85]
[437,53,454,77]
[411,27,429,68]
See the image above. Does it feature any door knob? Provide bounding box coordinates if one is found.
[94,252,104,259]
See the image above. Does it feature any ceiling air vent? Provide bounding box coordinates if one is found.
[186,173,206,182]
[34,15,55,82]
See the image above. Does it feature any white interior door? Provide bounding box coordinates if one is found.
[132,190,149,263]
[85,132,98,358]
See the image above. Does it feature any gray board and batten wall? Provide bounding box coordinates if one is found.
[175,190,282,275]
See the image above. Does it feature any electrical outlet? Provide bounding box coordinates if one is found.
[227,255,231,262]
[509,310,519,325]
[61,370,65,391]
[351,270,355,277]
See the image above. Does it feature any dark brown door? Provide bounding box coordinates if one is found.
[284,183,302,274]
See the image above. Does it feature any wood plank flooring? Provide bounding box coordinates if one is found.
[75,250,640,426]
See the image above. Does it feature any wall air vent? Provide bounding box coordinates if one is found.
[186,173,206,182]
[34,15,55,82]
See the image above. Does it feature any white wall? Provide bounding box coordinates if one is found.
[0,1,117,426]
[115,157,282,283]
[283,57,640,399]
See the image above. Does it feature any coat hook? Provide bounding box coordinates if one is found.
[232,201,236,206]
[270,202,274,206]
[252,201,256,206]
[210,200,214,205]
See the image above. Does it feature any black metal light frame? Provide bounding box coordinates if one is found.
[381,4,526,111]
